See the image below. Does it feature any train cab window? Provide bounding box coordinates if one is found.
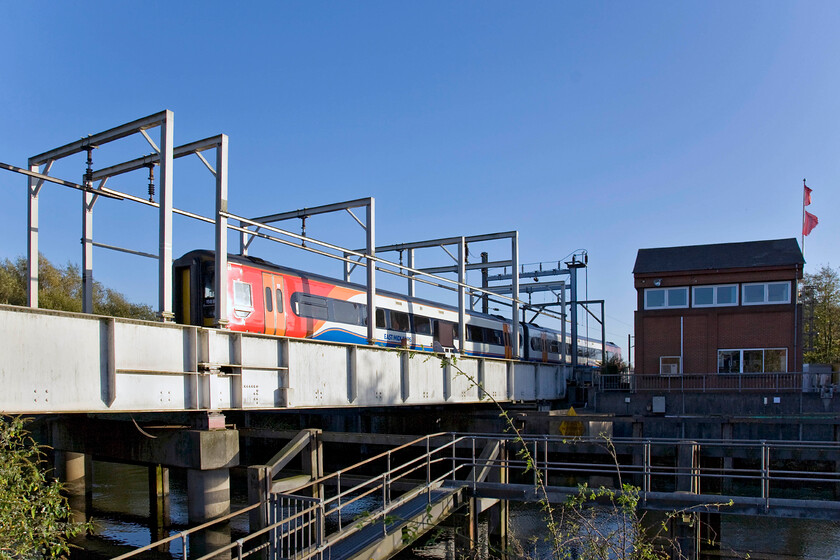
[202,264,215,299]
[413,316,432,335]
[233,281,253,309]
[275,289,284,313]
[292,293,329,320]
[376,309,385,328]
[265,287,273,312]
[390,311,409,332]
[530,337,543,351]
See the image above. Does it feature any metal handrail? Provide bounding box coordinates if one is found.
[598,371,822,393]
[114,433,840,559]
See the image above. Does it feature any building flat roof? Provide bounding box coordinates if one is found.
[633,238,804,275]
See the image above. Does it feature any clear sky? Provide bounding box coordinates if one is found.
[1,2,838,360]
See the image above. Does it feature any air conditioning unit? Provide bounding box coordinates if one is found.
[660,363,678,376]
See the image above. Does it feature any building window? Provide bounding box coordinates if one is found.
[718,348,787,373]
[645,287,689,309]
[692,284,738,307]
[660,356,681,376]
[742,282,790,305]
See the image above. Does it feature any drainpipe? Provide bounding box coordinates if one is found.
[680,316,684,374]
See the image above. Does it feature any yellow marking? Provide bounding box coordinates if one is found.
[558,406,585,437]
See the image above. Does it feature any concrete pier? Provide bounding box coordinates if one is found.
[187,468,231,522]
[49,416,239,525]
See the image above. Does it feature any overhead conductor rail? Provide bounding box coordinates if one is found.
[2,109,605,364]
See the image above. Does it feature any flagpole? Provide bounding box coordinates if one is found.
[802,178,806,258]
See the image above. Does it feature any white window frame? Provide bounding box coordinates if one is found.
[644,287,689,310]
[659,356,681,376]
[742,282,791,306]
[717,348,788,374]
[691,284,739,308]
[232,280,254,318]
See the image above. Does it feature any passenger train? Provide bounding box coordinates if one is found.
[173,250,620,366]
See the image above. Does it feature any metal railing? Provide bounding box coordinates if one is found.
[598,372,818,393]
[263,432,463,560]
[112,433,840,560]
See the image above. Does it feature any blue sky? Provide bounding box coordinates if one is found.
[1,2,838,360]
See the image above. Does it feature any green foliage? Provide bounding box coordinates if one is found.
[0,255,155,320]
[0,416,90,559]
[442,356,731,560]
[803,265,840,365]
[600,354,628,375]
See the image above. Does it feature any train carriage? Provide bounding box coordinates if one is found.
[174,250,620,366]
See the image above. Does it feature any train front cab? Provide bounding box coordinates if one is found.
[174,252,213,327]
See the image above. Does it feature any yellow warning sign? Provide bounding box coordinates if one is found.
[558,406,585,437]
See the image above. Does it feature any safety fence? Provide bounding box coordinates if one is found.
[597,372,826,393]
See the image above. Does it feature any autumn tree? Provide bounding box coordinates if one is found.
[0,255,156,320]
[803,265,840,365]
[0,417,90,559]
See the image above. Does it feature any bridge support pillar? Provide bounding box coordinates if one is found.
[452,498,480,556]
[149,464,170,543]
[721,423,734,494]
[187,467,231,523]
[677,441,700,493]
[669,513,700,560]
[54,451,92,523]
[247,466,270,533]
[488,442,509,558]
[631,421,645,488]
[698,512,721,557]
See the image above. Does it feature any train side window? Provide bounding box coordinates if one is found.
[530,337,542,351]
[413,316,432,335]
[467,325,484,343]
[233,281,253,309]
[265,287,273,312]
[390,311,409,332]
[275,289,284,313]
[489,330,503,345]
[292,293,329,320]
[376,309,385,328]
[548,340,560,353]
[332,300,362,325]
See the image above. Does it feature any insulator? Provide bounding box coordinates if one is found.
[147,165,155,202]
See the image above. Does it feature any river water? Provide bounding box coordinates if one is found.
[70,461,840,560]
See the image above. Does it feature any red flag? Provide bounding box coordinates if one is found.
[803,211,818,236]
[804,185,812,206]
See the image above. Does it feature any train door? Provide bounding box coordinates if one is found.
[502,323,512,359]
[434,320,456,351]
[541,332,548,363]
[261,273,286,336]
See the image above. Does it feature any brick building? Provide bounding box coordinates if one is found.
[633,239,804,376]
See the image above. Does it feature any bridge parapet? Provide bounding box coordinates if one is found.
[0,304,568,414]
